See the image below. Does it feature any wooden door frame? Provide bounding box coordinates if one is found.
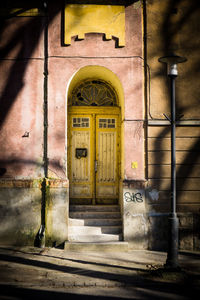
[68,106,121,204]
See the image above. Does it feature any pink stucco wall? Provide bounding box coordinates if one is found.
[47,3,144,180]
[0,2,144,180]
[0,17,44,178]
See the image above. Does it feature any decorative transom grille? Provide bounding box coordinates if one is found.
[70,80,117,106]
[72,117,90,128]
[99,118,116,128]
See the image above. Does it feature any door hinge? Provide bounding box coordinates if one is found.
[95,160,98,172]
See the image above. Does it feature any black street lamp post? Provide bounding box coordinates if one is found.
[158,54,187,268]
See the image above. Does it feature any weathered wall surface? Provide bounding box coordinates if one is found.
[0,12,45,245]
[45,180,69,247]
[1,0,199,251]
[0,180,41,245]
[146,0,200,251]
[147,126,200,213]
[146,0,200,119]
[123,181,148,250]
[47,1,146,249]
[0,7,69,246]
[47,2,144,182]
[0,16,44,178]
[0,1,145,247]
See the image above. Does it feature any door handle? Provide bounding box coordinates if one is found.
[95,160,98,172]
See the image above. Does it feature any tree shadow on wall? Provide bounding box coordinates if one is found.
[144,0,200,250]
[0,1,63,178]
[0,2,63,249]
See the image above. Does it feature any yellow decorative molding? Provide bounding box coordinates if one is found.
[64,4,125,46]
[0,8,41,16]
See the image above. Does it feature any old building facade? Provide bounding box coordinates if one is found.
[0,0,199,251]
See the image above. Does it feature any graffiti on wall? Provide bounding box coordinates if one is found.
[148,189,159,201]
[124,191,144,203]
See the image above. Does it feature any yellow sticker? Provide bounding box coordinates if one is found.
[131,162,138,169]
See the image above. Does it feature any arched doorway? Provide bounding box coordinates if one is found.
[68,79,121,205]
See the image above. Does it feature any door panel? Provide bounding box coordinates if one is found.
[96,115,119,202]
[97,132,116,182]
[71,131,90,196]
[69,115,94,200]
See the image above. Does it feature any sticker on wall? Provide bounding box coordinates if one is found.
[131,161,138,169]
[148,189,160,201]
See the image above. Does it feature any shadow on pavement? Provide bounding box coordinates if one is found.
[0,249,200,299]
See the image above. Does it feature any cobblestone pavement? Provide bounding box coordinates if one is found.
[0,246,200,299]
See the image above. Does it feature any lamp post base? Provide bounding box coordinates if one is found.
[165,214,179,269]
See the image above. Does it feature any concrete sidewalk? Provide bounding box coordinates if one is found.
[0,246,200,299]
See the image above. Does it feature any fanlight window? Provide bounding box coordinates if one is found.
[70,80,117,106]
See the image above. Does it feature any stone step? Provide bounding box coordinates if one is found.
[68,234,122,242]
[69,225,122,235]
[68,226,102,235]
[69,211,121,219]
[69,205,120,212]
[100,226,122,234]
[68,205,123,245]
[69,218,122,226]
[64,242,129,252]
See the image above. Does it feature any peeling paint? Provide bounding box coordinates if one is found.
[133,1,142,9]
[149,189,159,201]
[130,213,148,234]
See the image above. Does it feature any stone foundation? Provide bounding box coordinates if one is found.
[45,179,69,247]
[0,180,42,246]
[0,179,69,247]
[122,180,200,251]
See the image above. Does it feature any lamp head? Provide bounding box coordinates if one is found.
[158,54,187,76]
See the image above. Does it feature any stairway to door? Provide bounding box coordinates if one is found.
[68,205,122,242]
[65,205,128,252]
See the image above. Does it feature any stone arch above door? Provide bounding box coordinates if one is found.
[67,65,124,118]
[67,66,125,204]
[69,79,118,107]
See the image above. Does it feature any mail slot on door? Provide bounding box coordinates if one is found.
[75,148,87,159]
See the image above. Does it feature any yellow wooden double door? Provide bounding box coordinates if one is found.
[68,107,120,204]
